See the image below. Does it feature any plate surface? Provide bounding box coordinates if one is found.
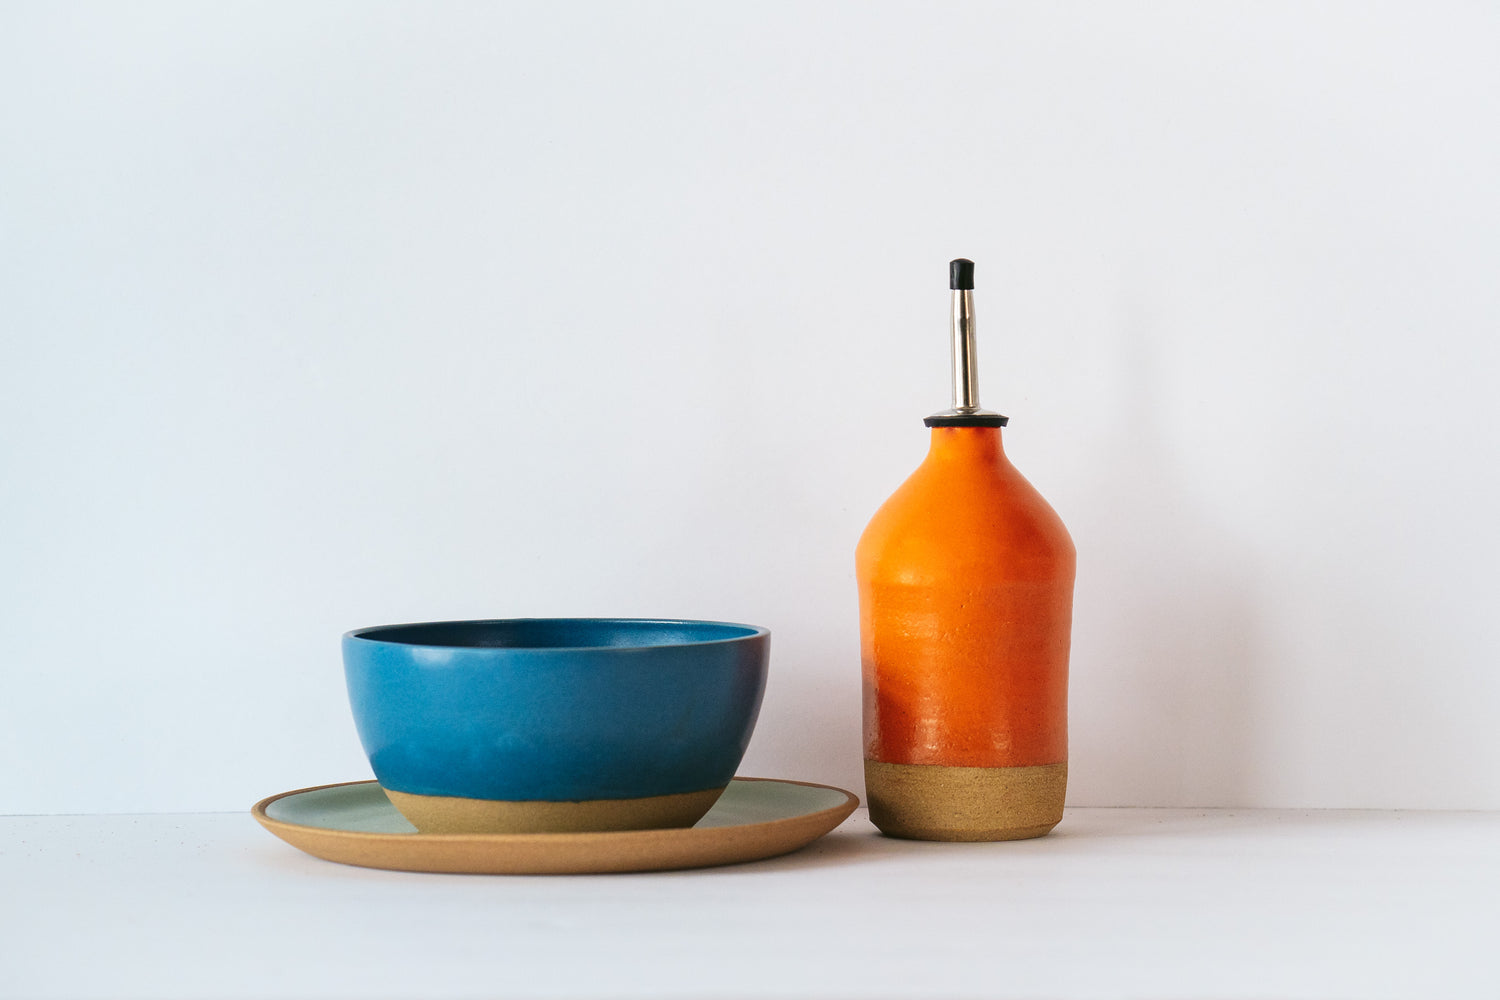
[252,777,859,874]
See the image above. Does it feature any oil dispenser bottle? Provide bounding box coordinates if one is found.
[856,259,1076,841]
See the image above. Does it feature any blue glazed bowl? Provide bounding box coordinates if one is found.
[342,618,769,834]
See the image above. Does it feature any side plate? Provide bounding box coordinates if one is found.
[252,777,859,875]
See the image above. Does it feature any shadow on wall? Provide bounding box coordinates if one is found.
[1067,303,1265,807]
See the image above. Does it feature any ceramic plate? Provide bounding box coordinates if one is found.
[252,777,859,875]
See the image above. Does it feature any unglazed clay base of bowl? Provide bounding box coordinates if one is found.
[383,785,726,834]
[252,777,859,875]
[864,760,1066,842]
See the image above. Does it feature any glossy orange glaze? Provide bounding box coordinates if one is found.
[857,427,1075,769]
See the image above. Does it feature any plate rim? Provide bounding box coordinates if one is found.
[252,779,852,839]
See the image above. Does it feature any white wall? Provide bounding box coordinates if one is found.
[3,2,1497,814]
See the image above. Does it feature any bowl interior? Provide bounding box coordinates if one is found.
[348,618,762,650]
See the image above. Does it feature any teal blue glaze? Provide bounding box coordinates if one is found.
[342,619,769,803]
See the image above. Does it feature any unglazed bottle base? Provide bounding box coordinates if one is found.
[864,760,1067,842]
[384,786,726,835]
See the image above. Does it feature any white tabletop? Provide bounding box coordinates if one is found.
[2,805,1495,999]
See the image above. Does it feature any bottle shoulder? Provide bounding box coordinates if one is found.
[856,457,1075,580]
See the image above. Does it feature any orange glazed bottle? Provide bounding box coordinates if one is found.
[857,259,1076,841]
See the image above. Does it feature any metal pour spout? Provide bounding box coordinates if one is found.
[950,260,979,411]
[924,259,1008,428]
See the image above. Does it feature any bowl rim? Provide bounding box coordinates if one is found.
[342,617,770,652]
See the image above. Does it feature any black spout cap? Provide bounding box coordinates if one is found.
[949,258,974,290]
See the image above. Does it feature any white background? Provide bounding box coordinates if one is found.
[3,2,1497,815]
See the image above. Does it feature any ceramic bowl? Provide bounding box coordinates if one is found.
[342,618,769,834]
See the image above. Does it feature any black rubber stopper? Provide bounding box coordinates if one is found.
[924,412,1008,427]
[949,258,974,290]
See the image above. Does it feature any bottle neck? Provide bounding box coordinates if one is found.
[925,425,1005,463]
